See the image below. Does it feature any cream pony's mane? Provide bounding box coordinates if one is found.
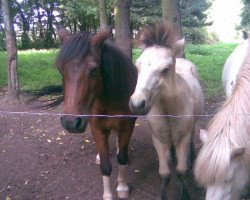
[195,39,250,186]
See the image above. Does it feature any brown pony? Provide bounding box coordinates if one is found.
[56,27,137,200]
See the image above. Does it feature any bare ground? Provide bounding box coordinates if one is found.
[0,90,249,200]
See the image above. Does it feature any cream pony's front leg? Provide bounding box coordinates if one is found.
[152,134,171,200]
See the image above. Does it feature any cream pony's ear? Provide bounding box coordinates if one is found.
[230,147,245,160]
[173,38,185,56]
[199,129,208,144]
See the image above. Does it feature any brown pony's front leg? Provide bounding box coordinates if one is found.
[116,119,135,199]
[91,128,113,200]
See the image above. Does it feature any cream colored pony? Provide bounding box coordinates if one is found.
[195,38,250,200]
[222,38,250,98]
[129,22,204,200]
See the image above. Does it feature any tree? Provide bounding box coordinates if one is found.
[180,0,212,44]
[1,0,19,101]
[99,0,108,28]
[114,0,132,59]
[131,0,161,30]
[240,0,250,32]
[162,0,184,57]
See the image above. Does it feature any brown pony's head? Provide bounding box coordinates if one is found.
[56,27,137,133]
[56,27,111,133]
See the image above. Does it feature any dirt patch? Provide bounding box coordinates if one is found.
[0,91,249,200]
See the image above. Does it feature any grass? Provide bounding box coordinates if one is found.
[0,43,237,97]
[0,49,61,91]
[186,43,237,97]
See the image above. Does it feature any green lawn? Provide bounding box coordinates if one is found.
[186,43,237,97]
[0,43,237,97]
[0,49,61,91]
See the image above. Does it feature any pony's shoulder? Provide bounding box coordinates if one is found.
[175,58,199,79]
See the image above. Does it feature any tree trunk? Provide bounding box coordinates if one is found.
[114,0,132,59]
[99,0,108,29]
[1,0,19,101]
[162,0,184,58]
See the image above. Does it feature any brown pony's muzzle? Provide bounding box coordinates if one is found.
[60,116,88,133]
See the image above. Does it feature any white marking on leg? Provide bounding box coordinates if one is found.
[102,176,113,200]
[116,165,129,199]
[116,135,119,155]
[95,153,100,165]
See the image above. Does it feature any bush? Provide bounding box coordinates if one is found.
[183,27,219,44]
[0,31,6,51]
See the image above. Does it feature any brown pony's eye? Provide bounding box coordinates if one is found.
[89,67,99,77]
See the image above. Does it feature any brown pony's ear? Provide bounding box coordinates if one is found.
[56,26,71,43]
[91,26,112,46]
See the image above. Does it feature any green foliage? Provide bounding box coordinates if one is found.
[0,0,214,49]
[181,0,213,44]
[240,0,250,31]
[0,30,5,51]
[181,0,212,28]
[183,27,219,44]
[130,0,212,44]
[58,0,100,32]
[131,0,162,30]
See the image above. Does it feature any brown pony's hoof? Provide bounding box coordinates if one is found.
[117,184,129,199]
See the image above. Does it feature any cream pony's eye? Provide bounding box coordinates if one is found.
[161,68,169,74]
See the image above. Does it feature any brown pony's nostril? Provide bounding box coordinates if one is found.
[74,117,82,130]
[60,116,87,133]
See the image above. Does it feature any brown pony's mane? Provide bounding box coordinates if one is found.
[56,32,137,100]
[195,38,250,186]
[138,21,179,49]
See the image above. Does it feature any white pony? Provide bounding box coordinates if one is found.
[222,38,249,98]
[129,22,204,199]
[195,37,250,200]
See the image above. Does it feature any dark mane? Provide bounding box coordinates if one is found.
[101,40,137,99]
[55,32,91,68]
[138,21,179,48]
[56,32,137,100]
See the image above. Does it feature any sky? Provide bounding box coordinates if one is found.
[207,0,243,42]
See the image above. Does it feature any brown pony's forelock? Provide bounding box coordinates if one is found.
[55,32,91,68]
[138,21,179,49]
